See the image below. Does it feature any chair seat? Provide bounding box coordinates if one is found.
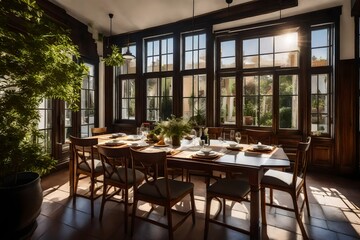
[261,169,302,189]
[105,167,144,184]
[208,178,250,198]
[78,159,103,173]
[138,179,194,200]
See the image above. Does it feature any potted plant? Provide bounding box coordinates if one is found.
[0,0,87,237]
[243,101,256,125]
[154,115,192,146]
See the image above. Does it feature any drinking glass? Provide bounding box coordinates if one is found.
[229,130,235,141]
[235,132,242,144]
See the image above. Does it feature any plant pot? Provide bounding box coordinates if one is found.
[0,172,43,238]
[172,136,181,147]
[244,116,254,125]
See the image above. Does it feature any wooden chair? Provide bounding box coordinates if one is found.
[130,149,196,240]
[245,129,273,145]
[207,127,224,139]
[69,135,103,217]
[91,127,107,136]
[204,178,251,239]
[97,145,144,233]
[261,137,312,239]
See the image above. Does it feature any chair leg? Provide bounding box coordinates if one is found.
[131,199,138,237]
[124,189,129,233]
[269,188,273,205]
[204,196,212,240]
[303,182,311,216]
[73,173,80,203]
[166,204,173,240]
[190,191,196,224]
[291,193,309,240]
[90,177,95,218]
[261,186,267,225]
[99,184,107,220]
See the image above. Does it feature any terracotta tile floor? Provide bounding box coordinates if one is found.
[29,169,360,240]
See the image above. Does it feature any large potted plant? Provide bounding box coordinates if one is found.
[0,0,87,238]
[155,115,192,146]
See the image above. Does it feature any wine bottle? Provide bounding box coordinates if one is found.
[200,127,207,144]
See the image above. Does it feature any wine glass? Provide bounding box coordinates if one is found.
[235,132,242,144]
[190,129,197,145]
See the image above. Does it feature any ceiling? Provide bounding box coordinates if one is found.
[48,0,343,36]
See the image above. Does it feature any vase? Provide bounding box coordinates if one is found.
[0,172,43,238]
[172,135,181,146]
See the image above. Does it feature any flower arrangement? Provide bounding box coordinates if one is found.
[154,115,192,145]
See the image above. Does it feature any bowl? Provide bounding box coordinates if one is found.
[112,139,121,143]
[229,143,238,148]
[111,133,119,138]
[254,143,267,149]
[201,148,212,154]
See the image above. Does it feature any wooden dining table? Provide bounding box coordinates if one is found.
[68,135,289,240]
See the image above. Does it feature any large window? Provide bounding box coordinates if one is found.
[279,75,298,129]
[243,75,273,127]
[38,98,52,154]
[182,32,207,124]
[146,37,173,72]
[310,25,333,135]
[220,40,236,69]
[146,77,173,121]
[115,44,137,121]
[81,63,95,137]
[184,33,206,70]
[183,74,206,125]
[242,32,299,69]
[220,76,236,124]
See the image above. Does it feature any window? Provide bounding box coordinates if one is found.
[121,79,135,120]
[310,25,333,135]
[146,77,173,121]
[279,75,298,129]
[38,98,52,154]
[243,75,273,127]
[220,40,236,69]
[183,74,206,125]
[184,33,206,70]
[80,63,95,137]
[146,37,173,72]
[182,32,207,124]
[243,32,299,69]
[64,102,72,140]
[220,76,236,124]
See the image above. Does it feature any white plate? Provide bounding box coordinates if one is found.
[251,144,272,150]
[104,140,126,146]
[196,151,217,157]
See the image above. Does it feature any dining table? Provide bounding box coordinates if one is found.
[68,134,290,240]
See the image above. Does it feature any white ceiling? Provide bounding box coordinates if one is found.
[48,0,344,36]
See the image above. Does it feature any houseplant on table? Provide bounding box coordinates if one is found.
[154,115,192,146]
[0,0,87,238]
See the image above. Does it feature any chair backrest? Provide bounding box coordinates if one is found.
[130,149,170,198]
[97,145,132,184]
[292,137,311,184]
[70,135,98,172]
[91,127,107,136]
[245,129,273,145]
[207,127,224,139]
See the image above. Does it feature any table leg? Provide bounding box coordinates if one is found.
[249,168,264,240]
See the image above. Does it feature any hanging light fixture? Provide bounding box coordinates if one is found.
[122,40,136,60]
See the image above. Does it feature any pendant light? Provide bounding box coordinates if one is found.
[122,40,136,60]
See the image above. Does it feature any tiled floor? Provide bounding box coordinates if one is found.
[27,168,360,240]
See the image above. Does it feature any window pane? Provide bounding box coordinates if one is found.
[311,29,328,48]
[260,54,273,67]
[220,76,236,125]
[243,39,258,55]
[243,56,258,69]
[221,40,235,57]
[275,32,298,52]
[279,75,298,129]
[311,48,329,66]
[260,37,273,54]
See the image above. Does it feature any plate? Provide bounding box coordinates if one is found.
[127,142,149,147]
[195,151,217,157]
[226,146,243,151]
[250,145,274,152]
[153,144,169,147]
